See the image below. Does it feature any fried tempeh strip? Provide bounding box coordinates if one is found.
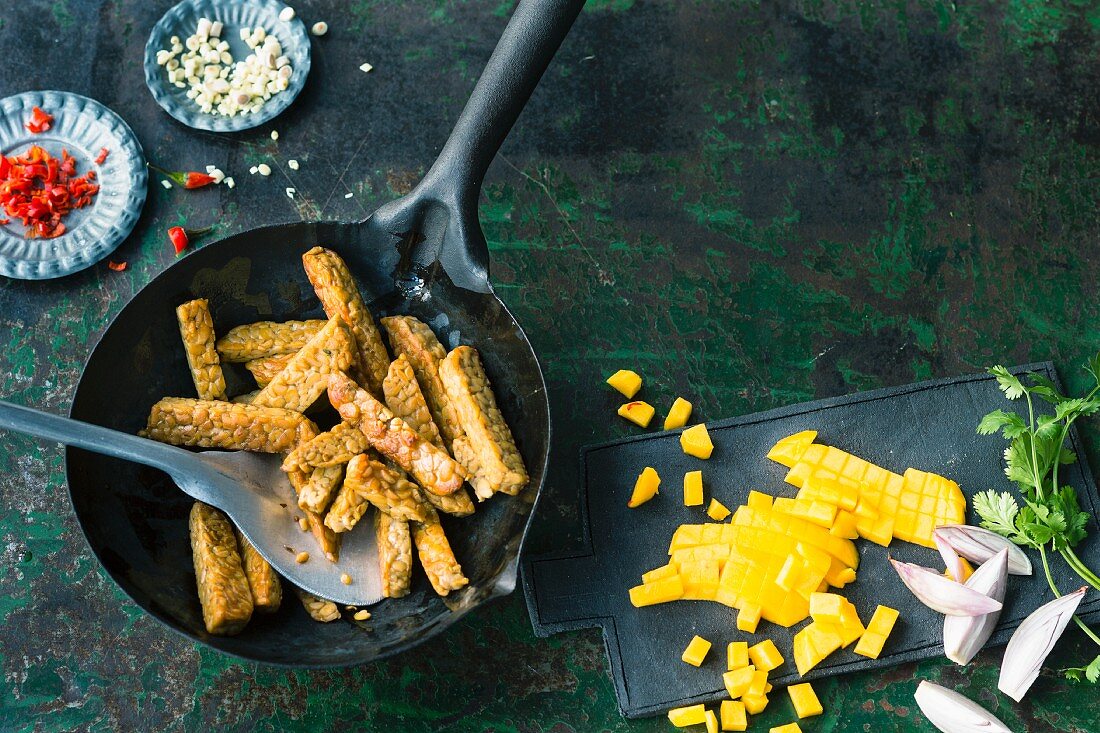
[381,315,465,447]
[251,315,355,413]
[245,353,294,388]
[383,353,446,451]
[176,299,228,401]
[142,398,313,452]
[412,507,469,596]
[190,502,253,635]
[451,436,493,503]
[298,463,347,515]
[302,247,390,395]
[440,346,528,498]
[286,422,341,563]
[234,528,282,613]
[326,454,431,531]
[293,588,341,622]
[216,319,326,362]
[374,510,412,598]
[282,422,369,473]
[385,458,475,518]
[328,372,467,496]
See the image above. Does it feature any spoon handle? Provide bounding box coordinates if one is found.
[0,400,194,475]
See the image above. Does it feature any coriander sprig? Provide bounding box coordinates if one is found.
[976,357,1100,681]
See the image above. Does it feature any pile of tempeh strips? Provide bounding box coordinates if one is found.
[143,246,529,635]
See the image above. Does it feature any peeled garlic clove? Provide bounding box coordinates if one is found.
[934,525,1033,576]
[944,549,1009,665]
[914,681,1012,733]
[890,559,1003,616]
[999,587,1086,701]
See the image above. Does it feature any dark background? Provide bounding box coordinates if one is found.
[1,1,1099,730]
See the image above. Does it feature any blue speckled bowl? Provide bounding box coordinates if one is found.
[0,91,147,280]
[144,0,312,132]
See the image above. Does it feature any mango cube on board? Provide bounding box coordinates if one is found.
[682,635,712,666]
[668,704,708,727]
[627,467,660,508]
[769,724,803,733]
[707,498,731,521]
[618,400,655,428]
[723,665,756,698]
[681,423,714,459]
[720,700,747,731]
[727,641,749,670]
[705,708,719,733]
[746,669,769,698]
[641,563,678,583]
[628,575,684,607]
[664,396,693,430]
[854,605,899,659]
[787,682,823,718]
[684,470,704,506]
[830,509,859,539]
[742,693,769,714]
[747,490,773,511]
[737,605,761,633]
[606,369,642,398]
[748,639,784,672]
[766,430,818,467]
[808,592,846,625]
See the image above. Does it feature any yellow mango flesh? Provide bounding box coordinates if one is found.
[681,635,712,666]
[746,669,769,698]
[618,400,655,428]
[748,639,785,672]
[788,682,823,718]
[720,700,747,731]
[628,575,683,607]
[627,466,661,507]
[742,693,769,715]
[769,724,803,733]
[723,665,756,698]
[766,430,818,467]
[606,369,642,398]
[664,397,693,430]
[705,709,719,733]
[684,470,704,506]
[681,423,714,459]
[727,641,749,670]
[854,605,899,659]
[668,704,707,727]
[707,498,731,521]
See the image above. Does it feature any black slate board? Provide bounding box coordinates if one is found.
[521,363,1100,719]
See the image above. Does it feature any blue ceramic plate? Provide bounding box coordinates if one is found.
[144,0,312,132]
[0,91,147,280]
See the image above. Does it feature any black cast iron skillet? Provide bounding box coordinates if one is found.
[65,0,585,666]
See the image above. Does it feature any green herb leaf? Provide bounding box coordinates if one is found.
[974,490,1020,537]
[1064,654,1100,684]
[989,366,1027,399]
[1086,352,1100,386]
[977,409,1027,438]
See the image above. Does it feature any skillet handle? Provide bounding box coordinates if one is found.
[377,0,585,291]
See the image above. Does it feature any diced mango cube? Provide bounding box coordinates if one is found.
[808,592,846,625]
[793,621,842,676]
[664,397,694,430]
[766,430,818,467]
[720,700,747,731]
[708,498,731,521]
[775,554,802,592]
[627,466,660,507]
[727,641,749,670]
[641,563,678,583]
[618,400,655,428]
[705,708,719,733]
[769,724,803,733]
[742,693,769,714]
[682,635,713,666]
[684,470,704,506]
[747,490,773,511]
[787,682,823,718]
[722,665,756,698]
[668,704,708,727]
[681,423,714,459]
[737,605,761,633]
[628,575,684,607]
[830,510,859,539]
[606,369,642,398]
[748,639,784,672]
[747,669,769,698]
[854,605,899,659]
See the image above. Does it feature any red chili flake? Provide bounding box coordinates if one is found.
[95,148,109,165]
[25,107,54,134]
[167,224,214,256]
[107,260,127,271]
[0,144,100,239]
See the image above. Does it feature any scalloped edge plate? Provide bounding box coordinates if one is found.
[0,91,147,280]
[144,0,312,132]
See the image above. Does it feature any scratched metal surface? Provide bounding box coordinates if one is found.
[1,1,1099,731]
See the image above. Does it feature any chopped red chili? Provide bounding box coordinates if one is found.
[0,145,100,239]
[25,107,54,134]
[168,226,189,255]
[184,171,216,189]
[107,260,127,271]
[95,147,109,165]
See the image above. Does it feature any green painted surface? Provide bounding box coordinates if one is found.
[0,0,1099,730]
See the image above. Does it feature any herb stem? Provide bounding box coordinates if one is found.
[1061,546,1100,591]
[1040,546,1100,647]
[1025,391,1045,501]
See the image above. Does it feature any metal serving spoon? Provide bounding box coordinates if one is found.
[0,400,381,605]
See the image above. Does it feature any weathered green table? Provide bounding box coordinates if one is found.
[2,1,1099,730]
